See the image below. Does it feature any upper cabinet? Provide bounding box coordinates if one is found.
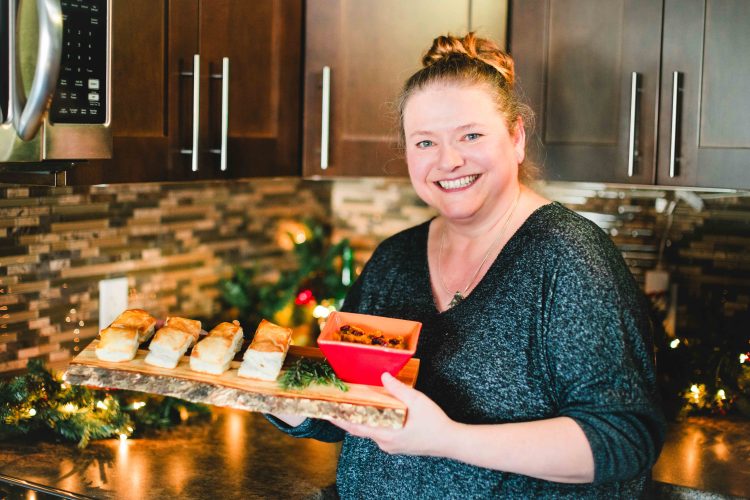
[70,0,302,185]
[302,0,507,178]
[657,0,750,188]
[510,0,750,189]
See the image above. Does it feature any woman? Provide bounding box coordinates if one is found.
[269,33,665,498]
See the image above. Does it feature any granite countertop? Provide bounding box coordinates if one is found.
[0,408,338,499]
[651,417,750,499]
[1,408,748,499]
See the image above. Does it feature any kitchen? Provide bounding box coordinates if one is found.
[1,0,749,498]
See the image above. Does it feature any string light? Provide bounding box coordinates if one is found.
[669,338,680,349]
[28,408,37,417]
[119,433,128,441]
[716,389,726,401]
[96,400,108,410]
[740,353,748,364]
[131,401,146,410]
[689,384,702,403]
[62,403,78,413]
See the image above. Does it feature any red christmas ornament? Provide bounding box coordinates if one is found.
[295,289,315,305]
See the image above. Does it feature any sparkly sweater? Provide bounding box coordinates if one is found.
[268,203,666,499]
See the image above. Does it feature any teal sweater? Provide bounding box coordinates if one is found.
[269,203,665,498]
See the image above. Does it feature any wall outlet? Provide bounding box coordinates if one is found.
[99,277,129,328]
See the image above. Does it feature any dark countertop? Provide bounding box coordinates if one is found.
[0,408,338,500]
[652,417,750,499]
[1,409,748,499]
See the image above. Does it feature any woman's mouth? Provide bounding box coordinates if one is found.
[436,174,479,191]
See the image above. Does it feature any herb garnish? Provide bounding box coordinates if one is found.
[279,358,348,392]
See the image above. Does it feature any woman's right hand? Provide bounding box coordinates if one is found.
[269,412,307,428]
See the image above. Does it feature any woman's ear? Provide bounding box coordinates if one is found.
[513,117,526,164]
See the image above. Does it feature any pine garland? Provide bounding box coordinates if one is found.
[0,359,210,448]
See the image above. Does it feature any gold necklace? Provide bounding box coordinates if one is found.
[437,190,521,308]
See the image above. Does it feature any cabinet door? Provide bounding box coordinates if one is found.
[510,0,662,184]
[197,0,302,179]
[69,0,174,184]
[658,0,750,189]
[302,0,506,178]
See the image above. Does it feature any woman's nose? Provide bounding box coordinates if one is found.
[438,144,464,171]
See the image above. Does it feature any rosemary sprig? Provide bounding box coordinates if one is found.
[279,358,348,392]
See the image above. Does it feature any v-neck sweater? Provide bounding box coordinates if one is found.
[268,202,666,499]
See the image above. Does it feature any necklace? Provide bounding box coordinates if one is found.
[437,190,522,308]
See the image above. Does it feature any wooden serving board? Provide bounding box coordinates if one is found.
[63,340,420,428]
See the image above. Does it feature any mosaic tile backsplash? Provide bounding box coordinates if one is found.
[1,177,749,374]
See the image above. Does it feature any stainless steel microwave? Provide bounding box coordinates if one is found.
[1,0,111,164]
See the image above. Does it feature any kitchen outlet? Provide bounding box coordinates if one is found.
[99,277,129,328]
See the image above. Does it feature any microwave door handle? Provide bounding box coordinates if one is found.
[13,0,63,141]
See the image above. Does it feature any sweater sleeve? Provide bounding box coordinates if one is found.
[543,227,666,484]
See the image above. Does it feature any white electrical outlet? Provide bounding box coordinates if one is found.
[99,277,129,328]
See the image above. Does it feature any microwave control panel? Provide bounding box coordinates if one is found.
[49,0,107,124]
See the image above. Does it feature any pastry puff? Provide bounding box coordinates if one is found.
[95,326,139,362]
[144,326,194,369]
[110,309,157,343]
[238,319,292,381]
[189,321,243,375]
[164,316,202,345]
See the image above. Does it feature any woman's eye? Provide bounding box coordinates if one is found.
[465,133,482,141]
[415,140,434,149]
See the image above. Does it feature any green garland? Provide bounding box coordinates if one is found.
[220,218,354,329]
[0,359,210,448]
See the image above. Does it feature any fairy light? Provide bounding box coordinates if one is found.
[28,408,37,417]
[62,403,78,413]
[96,400,108,410]
[313,304,331,319]
[131,401,146,410]
[690,384,701,403]
[717,389,726,400]
[669,338,680,349]
[119,433,128,441]
[741,353,748,364]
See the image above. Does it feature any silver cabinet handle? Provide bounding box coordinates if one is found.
[209,57,229,171]
[320,66,331,169]
[180,54,200,171]
[13,0,63,141]
[627,72,640,177]
[669,71,682,178]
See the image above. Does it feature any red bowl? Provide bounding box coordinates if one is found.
[317,311,421,386]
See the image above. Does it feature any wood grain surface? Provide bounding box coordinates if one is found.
[63,340,420,428]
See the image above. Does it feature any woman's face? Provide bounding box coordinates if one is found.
[403,83,525,223]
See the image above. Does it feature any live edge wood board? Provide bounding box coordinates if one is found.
[63,341,420,429]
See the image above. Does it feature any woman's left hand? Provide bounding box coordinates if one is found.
[329,372,456,456]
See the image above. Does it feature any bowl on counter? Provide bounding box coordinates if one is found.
[317,311,421,386]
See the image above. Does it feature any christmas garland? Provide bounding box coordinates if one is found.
[0,359,210,448]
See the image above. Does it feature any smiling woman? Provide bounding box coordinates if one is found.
[267,33,666,499]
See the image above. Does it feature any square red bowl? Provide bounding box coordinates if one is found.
[317,311,421,386]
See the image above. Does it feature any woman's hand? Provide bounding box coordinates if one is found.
[329,372,456,456]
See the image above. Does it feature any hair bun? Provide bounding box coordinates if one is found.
[421,32,515,88]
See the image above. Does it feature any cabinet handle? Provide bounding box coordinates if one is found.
[320,66,331,169]
[627,72,640,177]
[180,54,201,172]
[13,0,63,141]
[209,57,229,171]
[669,71,682,178]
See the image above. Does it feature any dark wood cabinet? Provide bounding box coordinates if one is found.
[70,0,302,185]
[510,0,662,185]
[656,0,750,188]
[510,0,750,189]
[302,0,507,178]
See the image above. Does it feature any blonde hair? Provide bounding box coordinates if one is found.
[397,33,537,182]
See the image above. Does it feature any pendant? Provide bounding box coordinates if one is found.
[449,291,464,308]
